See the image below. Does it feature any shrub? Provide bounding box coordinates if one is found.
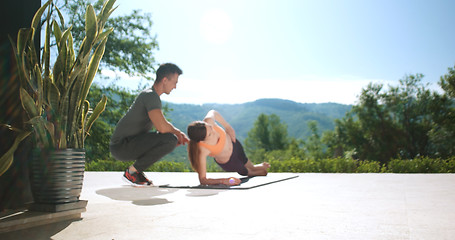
[268,157,454,173]
[148,161,190,172]
[86,159,132,171]
[446,157,455,173]
[356,160,384,173]
[86,157,455,173]
[319,158,357,173]
[269,158,319,172]
[387,157,448,173]
[86,160,191,172]
[269,157,357,173]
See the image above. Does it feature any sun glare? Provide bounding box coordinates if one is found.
[199,8,233,45]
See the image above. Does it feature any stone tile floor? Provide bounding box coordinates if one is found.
[2,172,454,240]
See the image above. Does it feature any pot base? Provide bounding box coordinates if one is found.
[30,199,88,213]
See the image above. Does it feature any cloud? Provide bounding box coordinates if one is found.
[161,75,396,105]
[96,70,442,105]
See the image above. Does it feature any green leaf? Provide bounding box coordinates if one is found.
[53,54,64,87]
[27,38,40,84]
[84,4,97,54]
[0,130,31,176]
[83,37,107,100]
[98,0,117,29]
[68,51,88,85]
[43,8,51,77]
[67,32,76,68]
[60,26,73,47]
[85,95,107,137]
[26,116,50,148]
[82,100,90,129]
[48,81,60,110]
[96,27,114,43]
[55,5,65,27]
[31,0,51,35]
[66,73,84,148]
[34,64,44,110]
[99,0,117,19]
[59,26,73,83]
[58,89,69,148]
[53,20,63,46]
[44,121,55,147]
[17,28,33,59]
[20,88,39,119]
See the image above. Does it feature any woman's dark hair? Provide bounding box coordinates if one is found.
[187,121,207,142]
[155,63,183,83]
[187,121,207,172]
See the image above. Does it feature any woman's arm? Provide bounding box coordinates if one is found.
[199,175,241,186]
[203,110,236,142]
[197,151,240,185]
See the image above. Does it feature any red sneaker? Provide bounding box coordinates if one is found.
[122,168,152,187]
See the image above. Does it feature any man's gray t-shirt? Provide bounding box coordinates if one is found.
[110,88,161,144]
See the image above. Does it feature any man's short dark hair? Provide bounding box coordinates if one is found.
[155,63,183,83]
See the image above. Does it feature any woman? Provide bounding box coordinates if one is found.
[187,110,270,186]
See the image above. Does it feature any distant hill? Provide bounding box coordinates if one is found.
[165,98,352,141]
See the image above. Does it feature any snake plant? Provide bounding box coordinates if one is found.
[0,0,116,176]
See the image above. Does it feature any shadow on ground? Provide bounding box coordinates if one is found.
[185,189,226,197]
[96,186,178,206]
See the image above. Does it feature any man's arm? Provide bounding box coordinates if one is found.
[148,109,189,145]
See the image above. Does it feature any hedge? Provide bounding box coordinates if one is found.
[86,157,455,173]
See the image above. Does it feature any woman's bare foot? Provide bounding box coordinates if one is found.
[260,162,271,169]
[246,161,270,176]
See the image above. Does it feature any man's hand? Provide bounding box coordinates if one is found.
[175,131,190,146]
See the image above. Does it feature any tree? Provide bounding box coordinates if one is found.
[245,113,289,159]
[428,66,455,157]
[245,114,270,152]
[303,121,325,160]
[440,65,455,98]
[384,74,433,158]
[58,0,158,80]
[322,127,344,158]
[330,73,455,163]
[353,83,403,163]
[268,114,289,150]
[331,82,405,163]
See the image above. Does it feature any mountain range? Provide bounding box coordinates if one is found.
[165,98,352,142]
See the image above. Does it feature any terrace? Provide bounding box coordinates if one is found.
[1,172,454,239]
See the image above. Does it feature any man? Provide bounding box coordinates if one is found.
[110,63,189,186]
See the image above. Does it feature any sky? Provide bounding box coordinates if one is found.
[98,0,455,105]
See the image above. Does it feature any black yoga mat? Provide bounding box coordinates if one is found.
[159,174,298,190]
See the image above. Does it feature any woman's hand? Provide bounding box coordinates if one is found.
[225,125,236,142]
[208,110,236,142]
[226,177,241,186]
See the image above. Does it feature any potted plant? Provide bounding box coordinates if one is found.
[0,0,116,208]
